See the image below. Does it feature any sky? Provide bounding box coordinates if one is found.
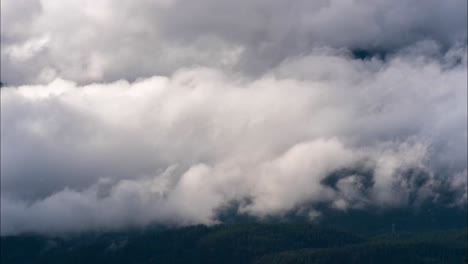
[0,0,467,235]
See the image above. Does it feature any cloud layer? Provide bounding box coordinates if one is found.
[1,0,467,235]
[1,0,466,85]
[2,48,466,234]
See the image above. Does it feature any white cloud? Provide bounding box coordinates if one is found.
[1,48,466,234]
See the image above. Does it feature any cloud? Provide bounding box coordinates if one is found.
[1,0,466,85]
[1,0,466,235]
[1,47,466,234]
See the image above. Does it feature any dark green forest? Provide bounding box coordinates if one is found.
[2,222,467,264]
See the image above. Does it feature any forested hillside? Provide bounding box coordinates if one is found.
[2,224,466,264]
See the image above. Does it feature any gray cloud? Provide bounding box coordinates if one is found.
[1,0,466,235]
[1,46,466,234]
[1,0,466,85]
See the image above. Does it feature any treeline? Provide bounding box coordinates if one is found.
[256,239,466,264]
[1,224,466,264]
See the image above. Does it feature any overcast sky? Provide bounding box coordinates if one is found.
[1,0,467,235]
